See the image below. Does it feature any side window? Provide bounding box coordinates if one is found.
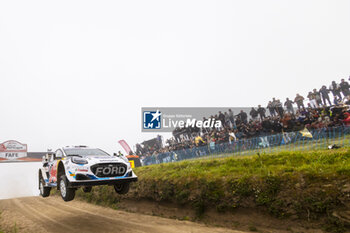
[55,150,63,159]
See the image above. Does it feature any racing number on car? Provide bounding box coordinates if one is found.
[129,160,135,168]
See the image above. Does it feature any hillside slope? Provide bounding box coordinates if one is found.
[76,149,350,232]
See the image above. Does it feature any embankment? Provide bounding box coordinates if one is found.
[75,149,350,232]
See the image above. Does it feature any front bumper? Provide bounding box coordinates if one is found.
[68,176,138,188]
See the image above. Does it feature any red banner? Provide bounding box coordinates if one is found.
[118,140,132,154]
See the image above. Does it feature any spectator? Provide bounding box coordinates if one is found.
[224,112,231,127]
[329,81,342,100]
[275,99,284,117]
[228,129,237,143]
[218,111,225,127]
[138,76,350,162]
[267,101,276,117]
[307,91,317,108]
[237,110,248,124]
[313,89,322,107]
[257,105,266,120]
[294,94,305,110]
[284,98,294,114]
[194,135,205,146]
[319,85,331,106]
[334,96,340,105]
[342,112,350,126]
[228,109,234,125]
[249,107,258,120]
[272,98,278,115]
[340,78,350,97]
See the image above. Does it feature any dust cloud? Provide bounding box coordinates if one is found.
[0,162,41,199]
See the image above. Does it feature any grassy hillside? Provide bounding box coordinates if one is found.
[76,149,350,232]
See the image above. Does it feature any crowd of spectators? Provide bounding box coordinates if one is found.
[136,78,350,160]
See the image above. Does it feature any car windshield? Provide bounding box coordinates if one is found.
[63,148,110,157]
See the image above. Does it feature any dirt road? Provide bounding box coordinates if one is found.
[0,196,245,233]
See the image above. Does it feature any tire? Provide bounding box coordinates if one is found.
[83,186,92,193]
[59,175,75,202]
[114,183,130,194]
[39,176,51,197]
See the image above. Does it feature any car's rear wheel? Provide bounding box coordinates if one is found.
[83,186,92,193]
[114,183,130,194]
[59,175,75,202]
[39,176,51,197]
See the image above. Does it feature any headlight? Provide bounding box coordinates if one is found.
[71,157,88,164]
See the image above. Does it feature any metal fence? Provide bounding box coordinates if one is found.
[142,126,350,166]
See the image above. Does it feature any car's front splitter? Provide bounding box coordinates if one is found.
[68,177,138,188]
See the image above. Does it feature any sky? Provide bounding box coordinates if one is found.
[0,0,349,154]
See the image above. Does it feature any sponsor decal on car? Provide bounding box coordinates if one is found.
[95,166,126,176]
[76,168,88,172]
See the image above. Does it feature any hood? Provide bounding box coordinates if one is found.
[81,155,127,164]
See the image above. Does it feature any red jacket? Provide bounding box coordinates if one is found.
[343,112,350,126]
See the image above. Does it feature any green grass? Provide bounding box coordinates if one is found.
[137,149,350,178]
[76,148,350,232]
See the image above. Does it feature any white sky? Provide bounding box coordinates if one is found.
[0,0,349,154]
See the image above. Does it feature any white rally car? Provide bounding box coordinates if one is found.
[38,146,138,201]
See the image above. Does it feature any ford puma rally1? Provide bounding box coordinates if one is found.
[38,146,138,201]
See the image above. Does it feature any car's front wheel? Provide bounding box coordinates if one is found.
[114,183,130,194]
[59,175,75,202]
[39,176,51,197]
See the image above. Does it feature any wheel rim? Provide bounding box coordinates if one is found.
[39,181,44,195]
[60,179,66,197]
